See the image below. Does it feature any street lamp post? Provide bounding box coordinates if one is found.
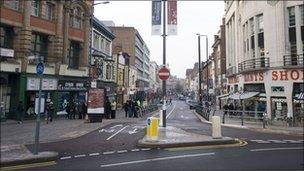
[197,34,208,103]
[196,34,202,105]
[162,0,167,127]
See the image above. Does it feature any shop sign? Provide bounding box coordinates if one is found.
[58,80,86,91]
[0,48,14,57]
[228,75,239,84]
[244,71,264,82]
[272,69,304,81]
[27,78,57,90]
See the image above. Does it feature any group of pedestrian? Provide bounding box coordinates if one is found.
[123,99,141,118]
[65,100,87,120]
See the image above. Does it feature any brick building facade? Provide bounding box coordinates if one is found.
[0,0,93,119]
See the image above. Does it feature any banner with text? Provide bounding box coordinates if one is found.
[167,0,177,35]
[152,1,162,35]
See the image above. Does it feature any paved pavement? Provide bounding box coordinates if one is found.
[0,109,155,167]
[202,109,304,136]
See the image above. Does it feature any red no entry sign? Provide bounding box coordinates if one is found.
[158,66,170,81]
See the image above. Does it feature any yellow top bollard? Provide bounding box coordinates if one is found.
[146,117,159,141]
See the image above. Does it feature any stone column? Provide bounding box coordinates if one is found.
[80,13,90,69]
[19,0,32,72]
[62,3,70,65]
[54,1,64,74]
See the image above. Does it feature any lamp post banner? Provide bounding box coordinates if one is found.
[152,1,162,35]
[167,0,177,35]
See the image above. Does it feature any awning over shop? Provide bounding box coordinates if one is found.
[294,92,304,100]
[228,92,260,100]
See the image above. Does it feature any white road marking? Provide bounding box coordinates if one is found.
[131,149,140,152]
[284,140,304,143]
[106,125,129,140]
[99,129,115,133]
[250,140,270,143]
[74,154,86,158]
[60,156,71,160]
[166,102,177,119]
[268,140,286,143]
[250,147,304,152]
[117,150,128,153]
[100,152,215,168]
[128,128,138,135]
[89,153,100,156]
[110,124,123,129]
[103,151,115,155]
[141,148,151,151]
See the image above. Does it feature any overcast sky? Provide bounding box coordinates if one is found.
[94,1,224,78]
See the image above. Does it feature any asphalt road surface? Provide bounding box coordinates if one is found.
[24,100,303,171]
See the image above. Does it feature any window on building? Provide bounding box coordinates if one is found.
[68,41,80,69]
[46,2,54,21]
[0,26,13,49]
[105,41,110,55]
[7,0,19,11]
[31,32,48,61]
[70,7,82,29]
[288,6,297,55]
[288,7,296,27]
[93,32,100,50]
[106,64,112,80]
[31,0,39,16]
[257,14,263,32]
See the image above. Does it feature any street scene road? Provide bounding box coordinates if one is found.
[19,100,303,171]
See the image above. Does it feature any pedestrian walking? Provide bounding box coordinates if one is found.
[17,101,25,124]
[131,100,137,118]
[46,99,54,124]
[105,98,111,119]
[123,101,129,118]
[111,100,116,119]
[81,102,87,119]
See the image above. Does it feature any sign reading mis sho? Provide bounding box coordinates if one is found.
[229,69,304,84]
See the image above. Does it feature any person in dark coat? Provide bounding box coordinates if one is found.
[46,99,54,124]
[105,98,111,119]
[81,102,87,119]
[123,101,129,118]
[132,100,137,118]
[17,101,25,124]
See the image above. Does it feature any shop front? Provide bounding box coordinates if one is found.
[293,83,304,124]
[57,79,88,116]
[25,77,57,119]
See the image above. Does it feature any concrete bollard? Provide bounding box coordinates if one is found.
[159,110,163,127]
[212,116,222,139]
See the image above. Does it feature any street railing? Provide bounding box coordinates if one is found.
[283,54,304,66]
[195,105,214,121]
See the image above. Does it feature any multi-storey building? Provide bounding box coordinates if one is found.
[149,61,160,93]
[110,26,150,101]
[224,1,303,122]
[0,0,93,119]
[91,17,116,103]
[211,18,227,97]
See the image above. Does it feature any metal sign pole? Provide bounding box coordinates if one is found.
[34,75,42,155]
[162,0,167,127]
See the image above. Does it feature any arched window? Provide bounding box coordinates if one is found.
[70,6,83,29]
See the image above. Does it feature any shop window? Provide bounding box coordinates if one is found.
[0,26,13,49]
[68,41,80,69]
[46,2,54,21]
[7,0,19,11]
[31,0,39,17]
[31,32,48,62]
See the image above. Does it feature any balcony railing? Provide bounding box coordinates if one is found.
[226,66,237,76]
[283,54,304,66]
[238,57,269,73]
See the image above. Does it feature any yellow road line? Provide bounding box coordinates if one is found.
[165,139,248,152]
[1,161,56,171]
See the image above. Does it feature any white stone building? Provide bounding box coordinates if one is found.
[224,0,303,122]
